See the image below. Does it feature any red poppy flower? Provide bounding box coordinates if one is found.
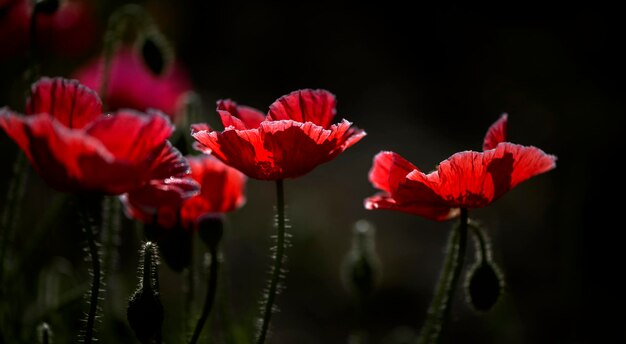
[192,89,366,180]
[122,154,246,229]
[0,77,192,196]
[365,114,557,221]
[73,46,192,122]
[0,0,98,60]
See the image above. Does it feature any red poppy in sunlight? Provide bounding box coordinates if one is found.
[192,89,366,180]
[123,154,246,229]
[73,46,192,122]
[0,77,193,196]
[364,114,557,221]
[0,0,98,60]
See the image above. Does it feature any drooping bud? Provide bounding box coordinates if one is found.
[464,220,505,312]
[138,29,173,76]
[34,0,59,15]
[127,241,163,344]
[37,322,52,344]
[341,220,381,299]
[465,260,504,312]
[197,213,224,250]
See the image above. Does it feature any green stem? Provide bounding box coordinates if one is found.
[256,179,286,344]
[184,257,195,335]
[81,205,102,344]
[417,208,468,344]
[0,153,28,287]
[188,246,220,344]
[468,221,488,262]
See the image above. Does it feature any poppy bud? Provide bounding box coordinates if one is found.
[37,322,52,344]
[127,242,163,343]
[34,0,59,14]
[465,260,504,312]
[341,220,381,298]
[138,30,172,76]
[197,213,224,250]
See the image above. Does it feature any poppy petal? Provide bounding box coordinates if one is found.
[26,77,102,129]
[405,143,557,208]
[147,141,191,180]
[127,177,200,210]
[192,128,265,178]
[368,151,418,193]
[0,111,143,194]
[483,114,508,151]
[86,109,174,163]
[259,120,365,179]
[490,142,557,196]
[268,89,336,128]
[216,99,265,129]
[364,193,459,221]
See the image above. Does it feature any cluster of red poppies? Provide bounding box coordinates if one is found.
[0,76,556,229]
[0,2,558,342]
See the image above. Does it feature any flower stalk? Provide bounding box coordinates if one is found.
[417,208,468,344]
[256,179,287,344]
[188,245,220,344]
[79,199,103,344]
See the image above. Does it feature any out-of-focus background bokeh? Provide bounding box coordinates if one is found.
[1,2,623,343]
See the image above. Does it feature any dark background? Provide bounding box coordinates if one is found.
[1,2,624,343]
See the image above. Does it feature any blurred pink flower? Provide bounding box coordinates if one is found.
[0,0,99,60]
[73,46,193,122]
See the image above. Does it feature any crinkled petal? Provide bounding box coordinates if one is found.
[216,99,265,129]
[0,110,143,194]
[483,113,508,151]
[192,119,365,180]
[405,143,557,208]
[85,109,174,163]
[147,141,190,180]
[26,77,102,129]
[258,120,364,179]
[368,151,418,193]
[192,127,262,176]
[364,193,459,221]
[268,89,336,128]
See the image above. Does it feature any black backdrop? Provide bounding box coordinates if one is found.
[1,2,624,343]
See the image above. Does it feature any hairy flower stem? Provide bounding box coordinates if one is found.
[80,202,102,344]
[188,246,220,344]
[256,179,286,344]
[417,208,468,344]
[468,221,488,262]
